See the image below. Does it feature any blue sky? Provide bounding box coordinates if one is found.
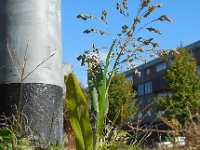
[62,0,200,86]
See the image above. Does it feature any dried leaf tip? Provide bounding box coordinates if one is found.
[77,14,94,20]
[123,0,128,10]
[146,27,162,34]
[159,15,172,23]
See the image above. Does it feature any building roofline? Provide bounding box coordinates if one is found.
[125,40,200,76]
[185,40,200,49]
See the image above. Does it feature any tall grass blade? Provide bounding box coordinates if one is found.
[96,40,117,138]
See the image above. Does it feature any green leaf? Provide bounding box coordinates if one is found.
[87,71,100,112]
[65,73,93,150]
[96,39,117,138]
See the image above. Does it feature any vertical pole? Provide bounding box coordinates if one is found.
[0,0,63,145]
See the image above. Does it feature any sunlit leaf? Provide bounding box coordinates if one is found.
[135,47,144,52]
[102,10,107,18]
[117,33,122,37]
[83,29,99,34]
[77,54,87,66]
[137,37,142,41]
[126,31,132,38]
[101,10,108,23]
[127,49,132,53]
[131,43,137,47]
[143,38,154,45]
[123,0,128,10]
[77,14,94,20]
[135,69,141,76]
[116,2,125,15]
[100,31,106,36]
[157,50,169,57]
[77,55,82,61]
[152,42,160,47]
[170,49,180,55]
[141,0,151,10]
[116,2,120,10]
[132,17,141,31]
[149,47,155,50]
[154,29,161,34]
[122,25,129,33]
[84,50,90,54]
[144,5,156,18]
[143,4,162,18]
[146,27,161,34]
[158,15,172,23]
[91,29,99,33]
[129,58,134,62]
[134,17,140,24]
[83,30,91,34]
[149,53,156,58]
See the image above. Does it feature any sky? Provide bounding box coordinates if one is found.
[61,0,200,86]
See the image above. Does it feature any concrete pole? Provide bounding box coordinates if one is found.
[0,0,63,144]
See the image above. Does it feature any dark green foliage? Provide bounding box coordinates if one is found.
[108,73,137,126]
[159,48,200,122]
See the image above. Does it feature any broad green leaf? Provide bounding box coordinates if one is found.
[65,73,93,150]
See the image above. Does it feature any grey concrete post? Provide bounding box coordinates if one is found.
[0,0,63,145]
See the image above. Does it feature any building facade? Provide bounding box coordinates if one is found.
[125,40,200,125]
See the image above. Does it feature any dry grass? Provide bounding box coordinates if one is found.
[182,112,200,149]
[63,102,76,150]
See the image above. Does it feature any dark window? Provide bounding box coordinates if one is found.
[126,75,132,81]
[145,81,152,94]
[156,62,167,72]
[137,84,144,96]
[146,68,151,75]
[198,65,200,77]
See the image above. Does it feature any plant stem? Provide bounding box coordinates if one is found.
[95,39,116,143]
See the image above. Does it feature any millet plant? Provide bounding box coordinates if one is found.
[74,0,171,149]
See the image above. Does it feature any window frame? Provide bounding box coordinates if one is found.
[126,75,133,81]
[146,68,151,75]
[156,62,167,72]
[144,81,152,94]
[137,83,144,96]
